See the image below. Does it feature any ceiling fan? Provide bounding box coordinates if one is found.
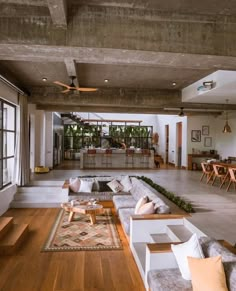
[54,76,98,93]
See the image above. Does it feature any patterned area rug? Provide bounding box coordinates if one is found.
[42,208,122,252]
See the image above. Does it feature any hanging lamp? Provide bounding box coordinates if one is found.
[178,107,184,117]
[222,99,232,133]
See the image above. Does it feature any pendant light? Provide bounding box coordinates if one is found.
[222,99,232,133]
[178,107,184,117]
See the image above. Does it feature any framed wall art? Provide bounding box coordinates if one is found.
[204,137,212,147]
[202,125,209,136]
[191,130,201,142]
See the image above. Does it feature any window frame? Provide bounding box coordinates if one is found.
[0,99,16,189]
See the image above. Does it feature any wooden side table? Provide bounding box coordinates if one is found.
[61,202,104,225]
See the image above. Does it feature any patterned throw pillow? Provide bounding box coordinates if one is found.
[107,179,124,193]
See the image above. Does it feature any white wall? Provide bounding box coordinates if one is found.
[45,112,53,168]
[187,116,217,154]
[214,114,236,159]
[156,115,188,167]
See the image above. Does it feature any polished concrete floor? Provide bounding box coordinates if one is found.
[31,163,236,245]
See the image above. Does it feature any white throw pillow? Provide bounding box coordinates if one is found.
[69,178,81,192]
[79,179,94,193]
[120,175,133,192]
[171,233,204,280]
[137,201,155,215]
[107,179,124,193]
[134,196,148,214]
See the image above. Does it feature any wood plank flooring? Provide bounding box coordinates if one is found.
[0,208,145,291]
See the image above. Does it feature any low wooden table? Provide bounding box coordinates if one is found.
[61,202,104,225]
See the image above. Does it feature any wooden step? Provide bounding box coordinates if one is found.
[0,217,13,240]
[147,242,182,253]
[0,224,29,255]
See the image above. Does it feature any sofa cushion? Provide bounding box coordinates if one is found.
[113,195,136,211]
[118,208,135,235]
[188,255,228,291]
[148,269,192,291]
[199,237,236,262]
[120,175,133,192]
[130,178,157,201]
[223,261,236,290]
[171,233,204,280]
[156,204,171,214]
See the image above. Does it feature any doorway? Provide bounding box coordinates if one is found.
[176,122,182,168]
[165,125,169,164]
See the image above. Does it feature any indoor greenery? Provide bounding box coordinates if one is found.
[138,176,194,213]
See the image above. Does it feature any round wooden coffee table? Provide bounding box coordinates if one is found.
[61,202,104,225]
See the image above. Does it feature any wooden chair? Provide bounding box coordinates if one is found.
[226,167,236,192]
[211,164,227,186]
[200,162,213,183]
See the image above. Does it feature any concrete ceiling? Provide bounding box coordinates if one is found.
[1,0,236,115]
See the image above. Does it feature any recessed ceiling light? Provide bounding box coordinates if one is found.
[42,77,47,82]
[104,79,109,83]
[172,82,177,86]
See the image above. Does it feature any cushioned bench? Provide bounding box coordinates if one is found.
[147,237,236,291]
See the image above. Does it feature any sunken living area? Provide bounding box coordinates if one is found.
[2,1,236,290]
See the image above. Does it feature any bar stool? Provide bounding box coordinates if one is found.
[126,149,135,167]
[141,149,151,167]
[101,149,112,167]
[86,149,96,168]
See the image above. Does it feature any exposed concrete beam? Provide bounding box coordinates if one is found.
[1,5,236,56]
[46,0,67,27]
[36,104,221,116]
[29,87,236,110]
[0,4,50,17]
[2,44,236,72]
[64,58,77,77]
[29,87,180,107]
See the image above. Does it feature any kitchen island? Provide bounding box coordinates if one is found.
[80,148,155,169]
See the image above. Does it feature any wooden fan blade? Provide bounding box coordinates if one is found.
[61,89,70,93]
[77,87,98,92]
[54,81,70,89]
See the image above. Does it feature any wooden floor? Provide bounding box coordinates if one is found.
[0,207,145,291]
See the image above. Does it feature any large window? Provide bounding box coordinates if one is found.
[0,99,16,189]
